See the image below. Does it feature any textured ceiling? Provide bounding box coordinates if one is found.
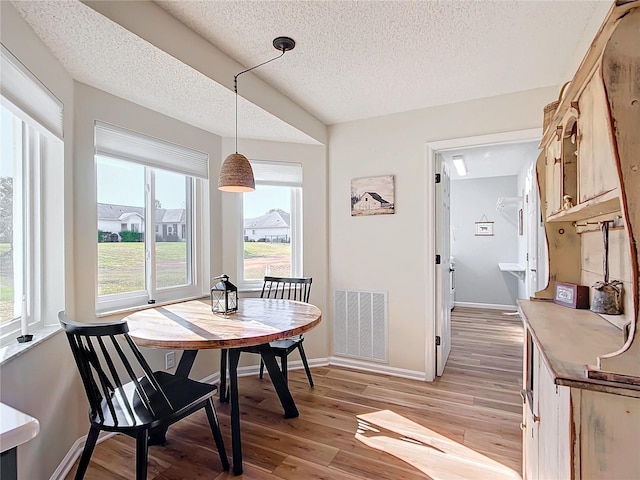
[10,0,317,144]
[10,0,610,142]
[155,0,610,125]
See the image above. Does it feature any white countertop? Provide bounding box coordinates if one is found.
[0,403,39,452]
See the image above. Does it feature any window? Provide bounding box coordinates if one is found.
[1,45,64,343]
[240,161,302,286]
[95,122,207,313]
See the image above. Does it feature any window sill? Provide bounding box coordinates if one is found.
[0,325,62,367]
[96,294,209,318]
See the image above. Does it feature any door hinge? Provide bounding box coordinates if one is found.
[436,335,441,346]
[435,173,441,183]
[435,254,441,264]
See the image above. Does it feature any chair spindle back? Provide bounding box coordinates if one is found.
[260,276,312,303]
[59,312,171,426]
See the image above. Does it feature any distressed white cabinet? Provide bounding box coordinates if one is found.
[522,331,570,480]
[520,301,640,479]
[528,2,640,475]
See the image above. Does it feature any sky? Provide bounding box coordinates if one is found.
[97,155,290,217]
[97,156,186,209]
[243,185,290,219]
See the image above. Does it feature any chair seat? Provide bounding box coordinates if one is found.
[91,371,217,431]
[268,338,302,352]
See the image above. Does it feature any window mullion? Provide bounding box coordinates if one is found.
[145,168,156,303]
[185,177,194,285]
[17,119,27,328]
[292,187,302,276]
[30,130,43,327]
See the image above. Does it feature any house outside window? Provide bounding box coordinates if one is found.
[95,122,208,313]
[240,161,302,287]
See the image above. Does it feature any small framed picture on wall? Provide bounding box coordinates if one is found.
[475,222,494,236]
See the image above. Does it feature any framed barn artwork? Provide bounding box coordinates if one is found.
[351,175,395,216]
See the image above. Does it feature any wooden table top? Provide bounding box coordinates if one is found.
[124,298,322,350]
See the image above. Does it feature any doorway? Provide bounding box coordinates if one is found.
[425,129,544,379]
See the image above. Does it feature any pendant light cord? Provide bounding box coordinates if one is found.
[233,49,287,153]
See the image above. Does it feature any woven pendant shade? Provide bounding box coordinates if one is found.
[218,37,294,193]
[218,153,255,192]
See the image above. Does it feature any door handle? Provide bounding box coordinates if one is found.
[530,268,537,272]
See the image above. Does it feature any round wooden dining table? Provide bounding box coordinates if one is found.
[124,297,322,476]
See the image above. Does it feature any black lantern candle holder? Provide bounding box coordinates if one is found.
[210,274,238,315]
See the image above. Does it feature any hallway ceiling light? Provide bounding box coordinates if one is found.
[452,155,468,176]
[219,36,296,192]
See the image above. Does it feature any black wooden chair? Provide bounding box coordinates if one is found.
[59,311,229,480]
[256,276,314,386]
[219,276,313,401]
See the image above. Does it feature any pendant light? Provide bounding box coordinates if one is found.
[218,36,296,192]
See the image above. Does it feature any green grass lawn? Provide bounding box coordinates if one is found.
[98,242,188,295]
[2,241,292,308]
[0,243,15,321]
[243,242,291,280]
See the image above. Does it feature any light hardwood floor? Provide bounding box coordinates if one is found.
[66,307,524,479]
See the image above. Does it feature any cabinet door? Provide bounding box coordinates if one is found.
[536,347,571,480]
[577,71,619,202]
[523,401,539,480]
[524,342,571,480]
[523,333,539,480]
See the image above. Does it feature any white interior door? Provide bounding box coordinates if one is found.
[525,165,539,298]
[435,155,451,376]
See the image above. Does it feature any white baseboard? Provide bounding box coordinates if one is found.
[454,301,518,311]
[50,431,117,480]
[230,357,330,378]
[328,356,425,381]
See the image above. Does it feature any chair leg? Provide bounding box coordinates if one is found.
[135,430,149,480]
[259,358,265,379]
[297,341,314,387]
[74,425,100,480]
[205,399,229,471]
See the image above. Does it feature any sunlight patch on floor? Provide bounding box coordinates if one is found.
[356,410,521,480]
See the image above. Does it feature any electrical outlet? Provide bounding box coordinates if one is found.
[165,351,175,370]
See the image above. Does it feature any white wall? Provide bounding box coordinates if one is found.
[451,176,519,307]
[328,86,557,377]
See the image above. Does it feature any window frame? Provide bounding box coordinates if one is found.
[95,156,203,315]
[237,164,303,290]
[0,102,52,343]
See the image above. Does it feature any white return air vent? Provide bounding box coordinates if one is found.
[334,290,387,362]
